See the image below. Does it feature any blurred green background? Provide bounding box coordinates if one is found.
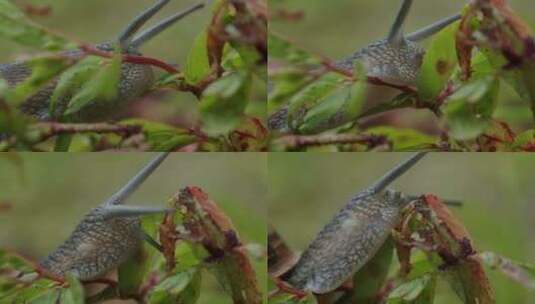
[269,0,535,133]
[269,153,535,303]
[0,153,267,303]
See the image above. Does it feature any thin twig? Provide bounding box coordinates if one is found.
[79,44,180,74]
[274,133,388,150]
[32,122,142,141]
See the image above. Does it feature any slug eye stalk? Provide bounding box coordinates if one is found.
[387,0,461,45]
[368,152,427,194]
[130,3,205,48]
[104,152,169,206]
[406,14,461,41]
[387,0,414,46]
[117,0,205,50]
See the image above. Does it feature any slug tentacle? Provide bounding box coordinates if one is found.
[131,2,206,48]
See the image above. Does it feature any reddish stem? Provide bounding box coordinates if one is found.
[79,44,179,74]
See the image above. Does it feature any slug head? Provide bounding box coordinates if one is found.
[358,38,424,85]
[339,0,460,86]
[384,188,413,209]
[115,0,205,53]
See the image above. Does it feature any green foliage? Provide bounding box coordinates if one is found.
[0,188,264,303]
[148,269,202,304]
[348,237,394,304]
[185,30,212,85]
[417,21,459,101]
[200,71,252,136]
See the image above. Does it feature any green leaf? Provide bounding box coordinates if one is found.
[200,71,251,136]
[0,0,75,50]
[118,248,149,298]
[520,62,535,124]
[512,130,535,149]
[147,268,201,304]
[417,21,459,101]
[64,52,122,116]
[365,126,437,151]
[54,134,73,152]
[388,274,434,303]
[268,68,316,112]
[286,72,345,129]
[61,274,85,304]
[340,237,394,304]
[185,30,211,85]
[49,56,101,118]
[121,119,197,151]
[443,75,499,140]
[443,52,500,140]
[298,79,367,134]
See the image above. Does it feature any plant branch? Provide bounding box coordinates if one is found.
[273,133,390,150]
[31,122,142,142]
[79,44,180,74]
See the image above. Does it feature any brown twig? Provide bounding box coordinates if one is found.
[32,122,142,141]
[79,44,180,74]
[273,133,389,150]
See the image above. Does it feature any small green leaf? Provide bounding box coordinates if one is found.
[200,71,251,136]
[286,72,345,129]
[147,268,201,304]
[417,21,460,101]
[50,56,101,118]
[365,126,437,151]
[443,76,499,140]
[388,274,433,302]
[443,53,500,140]
[343,237,394,304]
[297,79,367,134]
[54,134,73,152]
[121,119,197,151]
[65,52,122,116]
[61,274,84,304]
[118,248,149,298]
[185,30,211,85]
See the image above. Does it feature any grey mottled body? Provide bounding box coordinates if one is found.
[0,0,204,123]
[40,206,143,280]
[284,189,410,294]
[335,39,423,85]
[282,152,426,294]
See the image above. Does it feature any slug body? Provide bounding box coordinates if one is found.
[284,189,410,293]
[268,0,460,134]
[40,207,143,280]
[0,0,204,123]
[335,39,423,86]
[39,153,171,280]
[282,152,426,294]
